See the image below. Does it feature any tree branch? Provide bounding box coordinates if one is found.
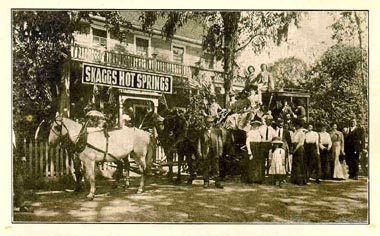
[234,33,264,53]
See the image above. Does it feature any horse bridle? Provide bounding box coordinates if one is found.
[51,117,68,138]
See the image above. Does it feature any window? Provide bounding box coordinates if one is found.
[172,45,185,64]
[92,28,107,48]
[136,37,149,57]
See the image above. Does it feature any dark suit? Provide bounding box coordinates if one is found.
[344,127,365,178]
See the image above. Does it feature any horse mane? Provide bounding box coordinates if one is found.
[62,118,84,143]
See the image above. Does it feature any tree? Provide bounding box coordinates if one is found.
[268,57,308,90]
[12,11,132,139]
[139,11,301,106]
[330,11,368,127]
[304,44,367,129]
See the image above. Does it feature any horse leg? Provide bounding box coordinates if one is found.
[124,156,130,189]
[167,151,174,179]
[130,152,145,194]
[113,161,124,188]
[72,153,83,192]
[187,153,197,185]
[83,158,96,200]
[175,153,183,184]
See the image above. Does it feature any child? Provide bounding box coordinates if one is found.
[268,137,287,187]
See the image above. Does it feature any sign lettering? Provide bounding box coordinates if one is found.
[82,63,173,93]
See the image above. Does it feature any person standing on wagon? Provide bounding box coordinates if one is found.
[255,63,275,92]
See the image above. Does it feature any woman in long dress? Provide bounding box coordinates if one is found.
[245,119,263,184]
[330,123,348,180]
[290,118,307,185]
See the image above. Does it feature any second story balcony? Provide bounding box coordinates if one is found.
[71,44,245,89]
[71,44,191,78]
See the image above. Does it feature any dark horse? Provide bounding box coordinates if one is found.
[156,110,199,184]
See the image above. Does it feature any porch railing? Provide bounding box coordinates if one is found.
[71,44,190,77]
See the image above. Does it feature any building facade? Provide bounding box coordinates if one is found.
[65,14,245,127]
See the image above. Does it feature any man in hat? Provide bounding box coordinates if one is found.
[343,118,366,180]
[198,115,224,188]
[259,115,278,177]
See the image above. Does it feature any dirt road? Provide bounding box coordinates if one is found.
[13,176,368,223]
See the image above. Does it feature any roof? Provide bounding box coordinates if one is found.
[119,11,205,42]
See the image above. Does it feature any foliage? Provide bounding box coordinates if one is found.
[330,11,367,45]
[12,10,132,140]
[304,44,368,128]
[139,11,302,105]
[268,57,308,91]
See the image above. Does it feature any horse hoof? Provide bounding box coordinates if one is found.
[136,189,143,194]
[86,194,94,200]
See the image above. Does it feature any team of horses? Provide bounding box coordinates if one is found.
[48,112,240,200]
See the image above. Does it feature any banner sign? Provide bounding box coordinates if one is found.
[82,63,173,93]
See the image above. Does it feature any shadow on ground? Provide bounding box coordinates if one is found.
[13,175,368,223]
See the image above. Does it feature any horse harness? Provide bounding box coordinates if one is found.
[55,118,118,163]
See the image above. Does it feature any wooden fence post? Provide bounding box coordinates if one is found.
[60,147,64,176]
[50,146,55,177]
[55,146,60,177]
[34,141,38,176]
[39,142,44,176]
[45,142,49,177]
[65,149,70,175]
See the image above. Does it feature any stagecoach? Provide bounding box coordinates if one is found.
[224,88,311,177]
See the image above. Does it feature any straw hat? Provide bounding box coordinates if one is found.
[250,115,262,126]
[271,137,283,145]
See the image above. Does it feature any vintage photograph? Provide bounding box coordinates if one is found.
[12,10,368,223]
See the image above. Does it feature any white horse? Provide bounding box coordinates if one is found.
[48,116,154,200]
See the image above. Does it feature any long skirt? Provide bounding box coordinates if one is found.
[247,142,263,183]
[291,146,307,185]
[304,143,321,181]
[332,142,348,179]
[320,145,333,179]
[261,142,271,177]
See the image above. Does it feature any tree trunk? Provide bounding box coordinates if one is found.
[354,12,367,128]
[58,58,71,118]
[221,12,241,107]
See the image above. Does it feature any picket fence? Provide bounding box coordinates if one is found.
[21,139,169,178]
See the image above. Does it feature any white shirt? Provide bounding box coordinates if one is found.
[305,131,319,144]
[276,127,284,139]
[319,131,332,150]
[246,129,262,155]
[259,125,277,142]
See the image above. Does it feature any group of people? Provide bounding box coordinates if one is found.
[245,116,366,187]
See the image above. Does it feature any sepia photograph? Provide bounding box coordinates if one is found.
[10,9,369,224]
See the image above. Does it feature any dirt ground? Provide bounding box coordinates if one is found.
[13,175,368,223]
